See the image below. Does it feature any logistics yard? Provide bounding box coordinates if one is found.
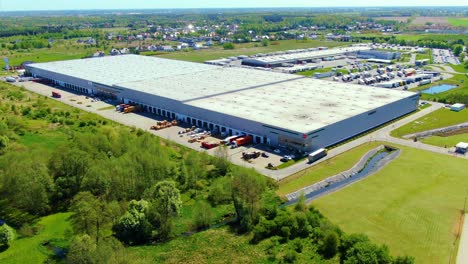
[25,54,420,155]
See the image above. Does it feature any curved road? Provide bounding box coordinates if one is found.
[264,102,468,181]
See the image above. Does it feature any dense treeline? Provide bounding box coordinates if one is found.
[0,82,413,263]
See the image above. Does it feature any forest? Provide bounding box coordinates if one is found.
[0,80,416,263]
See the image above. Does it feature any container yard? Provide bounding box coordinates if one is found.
[25,54,419,152]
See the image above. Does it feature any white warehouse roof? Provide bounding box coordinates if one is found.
[28,54,417,133]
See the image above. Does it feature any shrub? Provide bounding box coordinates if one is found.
[192,201,213,230]
[222,42,235,50]
[0,224,14,246]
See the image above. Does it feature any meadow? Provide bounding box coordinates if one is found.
[0,213,72,264]
[313,145,468,264]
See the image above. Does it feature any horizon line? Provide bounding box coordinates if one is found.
[1,6,467,12]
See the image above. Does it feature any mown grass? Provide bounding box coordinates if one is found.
[277,141,381,197]
[391,108,468,138]
[313,145,468,264]
[421,133,468,147]
[0,213,72,264]
[449,64,468,74]
[155,39,344,63]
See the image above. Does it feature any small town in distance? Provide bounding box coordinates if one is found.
[0,2,467,264]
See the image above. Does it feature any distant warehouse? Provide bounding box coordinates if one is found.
[25,55,420,152]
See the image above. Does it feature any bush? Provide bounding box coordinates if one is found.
[283,250,297,263]
[192,201,213,230]
[207,177,231,206]
[0,224,14,246]
[222,42,235,50]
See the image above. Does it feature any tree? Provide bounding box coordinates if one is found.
[70,192,114,245]
[0,224,14,246]
[231,169,268,231]
[113,200,152,245]
[452,44,463,57]
[261,38,270,47]
[320,231,340,259]
[48,147,91,206]
[145,181,182,240]
[0,152,53,216]
[393,255,415,264]
[67,234,96,264]
[294,192,307,212]
[343,241,392,264]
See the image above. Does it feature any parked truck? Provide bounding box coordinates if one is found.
[231,135,253,148]
[52,91,61,98]
[221,135,242,145]
[201,141,219,149]
[308,148,327,163]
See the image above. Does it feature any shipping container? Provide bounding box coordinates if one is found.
[308,148,327,163]
[231,135,253,148]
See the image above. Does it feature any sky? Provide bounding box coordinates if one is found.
[0,0,465,11]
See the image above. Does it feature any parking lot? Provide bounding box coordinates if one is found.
[433,48,460,65]
[14,80,304,175]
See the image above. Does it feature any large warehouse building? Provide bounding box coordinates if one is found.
[25,55,419,152]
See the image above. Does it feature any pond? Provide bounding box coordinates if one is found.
[421,84,457,94]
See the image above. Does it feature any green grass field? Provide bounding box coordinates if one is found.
[448,18,468,27]
[0,213,72,264]
[391,108,468,138]
[421,133,468,147]
[155,39,344,63]
[313,145,468,264]
[277,142,381,197]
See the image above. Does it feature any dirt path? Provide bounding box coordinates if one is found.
[457,214,468,264]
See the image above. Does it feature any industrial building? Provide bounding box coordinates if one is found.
[241,45,371,68]
[25,55,420,152]
[357,50,401,60]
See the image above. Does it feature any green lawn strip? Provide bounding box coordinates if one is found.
[391,108,468,138]
[128,226,269,264]
[449,64,468,74]
[313,145,468,264]
[0,213,72,264]
[277,141,381,197]
[421,133,468,147]
[155,39,344,63]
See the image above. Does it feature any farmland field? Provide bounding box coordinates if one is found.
[448,18,468,27]
[378,16,451,26]
[313,145,468,264]
[155,39,344,63]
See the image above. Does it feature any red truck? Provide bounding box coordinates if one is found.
[231,135,253,148]
[52,91,61,98]
[201,141,219,149]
